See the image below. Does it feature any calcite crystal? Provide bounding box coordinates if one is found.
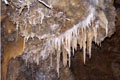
[1,0,116,79]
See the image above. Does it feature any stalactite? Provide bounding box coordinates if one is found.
[66,33,72,67]
[87,28,94,58]
[34,7,98,75]
[82,28,87,64]
[72,37,77,56]
[17,0,112,77]
[62,46,68,67]
[56,50,60,77]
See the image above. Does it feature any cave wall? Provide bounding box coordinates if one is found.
[1,0,117,80]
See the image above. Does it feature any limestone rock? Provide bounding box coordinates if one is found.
[1,0,116,80]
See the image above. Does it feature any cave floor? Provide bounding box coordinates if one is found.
[71,10,120,80]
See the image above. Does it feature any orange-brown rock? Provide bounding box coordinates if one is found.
[2,36,25,80]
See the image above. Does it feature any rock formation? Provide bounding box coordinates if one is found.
[1,0,116,80]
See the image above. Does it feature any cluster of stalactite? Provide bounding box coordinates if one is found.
[39,7,109,76]
[2,0,116,78]
[22,5,109,76]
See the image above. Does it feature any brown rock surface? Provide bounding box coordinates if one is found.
[1,0,117,80]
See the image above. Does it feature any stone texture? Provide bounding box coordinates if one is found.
[1,0,117,80]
